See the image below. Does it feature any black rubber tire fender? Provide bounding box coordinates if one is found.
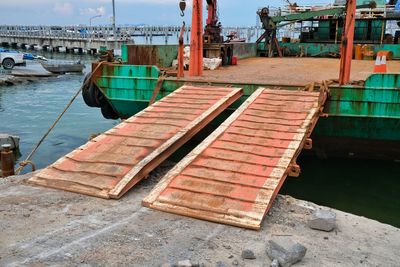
[82,73,97,107]
[100,101,119,120]
[89,82,102,108]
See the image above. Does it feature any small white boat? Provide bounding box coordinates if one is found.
[41,61,85,74]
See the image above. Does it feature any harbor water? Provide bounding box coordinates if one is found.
[0,48,399,229]
[0,51,117,170]
[281,156,400,228]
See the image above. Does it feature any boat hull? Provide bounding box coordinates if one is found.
[88,61,400,160]
[41,63,85,74]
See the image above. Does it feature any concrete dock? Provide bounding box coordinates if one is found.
[0,167,399,267]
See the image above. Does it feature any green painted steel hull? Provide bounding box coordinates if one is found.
[108,99,149,118]
[264,43,400,59]
[298,20,386,44]
[92,64,400,159]
[314,116,400,140]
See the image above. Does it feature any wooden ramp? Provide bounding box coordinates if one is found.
[28,86,243,199]
[143,88,327,230]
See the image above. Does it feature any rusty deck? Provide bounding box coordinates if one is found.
[28,86,243,199]
[143,88,326,230]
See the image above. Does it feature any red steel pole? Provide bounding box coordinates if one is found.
[178,22,186,78]
[189,0,203,76]
[339,0,356,85]
[1,144,15,178]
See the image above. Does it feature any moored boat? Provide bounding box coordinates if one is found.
[81,1,400,161]
[41,61,85,74]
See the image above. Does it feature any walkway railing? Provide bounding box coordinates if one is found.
[0,25,262,44]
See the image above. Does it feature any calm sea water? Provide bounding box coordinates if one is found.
[1,48,399,228]
[0,51,117,170]
[281,157,400,228]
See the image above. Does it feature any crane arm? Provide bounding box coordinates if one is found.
[271,7,345,23]
[259,1,377,31]
[206,0,218,26]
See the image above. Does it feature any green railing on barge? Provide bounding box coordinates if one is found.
[259,42,400,59]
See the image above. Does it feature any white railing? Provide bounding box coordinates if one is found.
[0,25,262,44]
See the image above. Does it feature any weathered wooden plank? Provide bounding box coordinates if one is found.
[143,88,326,230]
[28,86,243,199]
[143,89,266,206]
[108,87,243,199]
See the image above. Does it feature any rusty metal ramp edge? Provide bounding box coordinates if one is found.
[143,88,327,230]
[28,86,243,199]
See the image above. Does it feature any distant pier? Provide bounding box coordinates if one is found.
[0,25,260,54]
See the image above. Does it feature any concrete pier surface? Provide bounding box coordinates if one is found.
[0,164,399,267]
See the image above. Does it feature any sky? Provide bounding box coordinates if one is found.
[1,0,333,26]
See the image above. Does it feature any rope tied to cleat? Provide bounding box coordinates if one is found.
[15,62,107,175]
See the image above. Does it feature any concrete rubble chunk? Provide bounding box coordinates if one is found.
[176,260,192,267]
[308,209,337,232]
[215,262,228,267]
[271,259,279,267]
[175,261,201,267]
[266,240,307,267]
[241,249,256,260]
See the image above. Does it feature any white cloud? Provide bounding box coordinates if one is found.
[2,0,186,8]
[83,0,180,4]
[80,6,106,16]
[53,2,74,16]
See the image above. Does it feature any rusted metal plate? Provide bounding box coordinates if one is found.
[124,45,178,68]
[143,88,326,230]
[28,86,243,199]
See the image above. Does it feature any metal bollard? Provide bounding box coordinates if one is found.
[1,144,15,177]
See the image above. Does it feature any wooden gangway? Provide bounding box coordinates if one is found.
[143,88,327,230]
[28,86,243,199]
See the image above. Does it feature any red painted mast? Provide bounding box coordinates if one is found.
[189,0,203,76]
[339,0,357,85]
[206,0,217,26]
[177,22,186,78]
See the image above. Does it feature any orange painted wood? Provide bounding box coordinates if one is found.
[143,88,327,230]
[28,86,243,199]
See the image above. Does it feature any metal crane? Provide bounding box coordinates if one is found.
[180,0,230,77]
[204,0,224,44]
[184,0,374,81]
[258,1,376,84]
[257,6,346,57]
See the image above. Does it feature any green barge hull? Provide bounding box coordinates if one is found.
[87,45,400,160]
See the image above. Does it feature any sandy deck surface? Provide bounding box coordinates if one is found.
[191,57,400,86]
[1,165,399,267]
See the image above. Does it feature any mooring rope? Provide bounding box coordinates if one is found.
[15,62,105,175]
